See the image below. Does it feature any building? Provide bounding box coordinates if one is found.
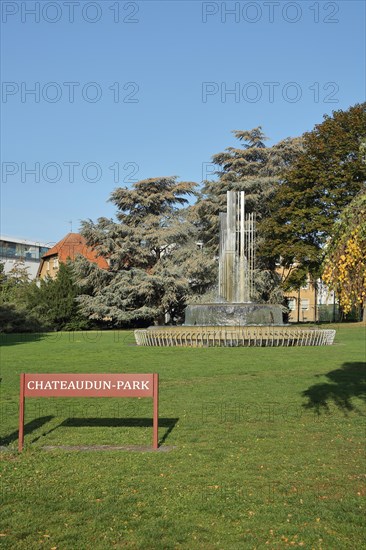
[282,275,336,323]
[0,235,51,279]
[37,232,109,279]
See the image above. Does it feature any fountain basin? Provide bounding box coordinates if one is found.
[184,303,284,326]
[134,326,336,347]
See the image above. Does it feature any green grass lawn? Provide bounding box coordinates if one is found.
[0,324,365,549]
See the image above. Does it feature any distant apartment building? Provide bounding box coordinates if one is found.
[282,274,336,323]
[37,232,109,279]
[0,235,51,279]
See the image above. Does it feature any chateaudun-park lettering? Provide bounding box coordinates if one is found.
[19,373,159,452]
[26,379,150,391]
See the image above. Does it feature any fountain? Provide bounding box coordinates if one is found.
[184,190,283,327]
[134,192,335,347]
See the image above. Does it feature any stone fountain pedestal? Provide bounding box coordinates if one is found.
[184,302,283,327]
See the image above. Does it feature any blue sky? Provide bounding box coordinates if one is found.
[1,0,365,245]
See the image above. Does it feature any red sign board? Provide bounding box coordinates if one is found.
[19,373,159,451]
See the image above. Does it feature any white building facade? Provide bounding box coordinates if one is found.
[0,235,51,279]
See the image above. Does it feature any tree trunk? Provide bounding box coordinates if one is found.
[154,314,165,326]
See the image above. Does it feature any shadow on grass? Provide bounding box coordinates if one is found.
[0,416,54,446]
[0,332,48,347]
[32,417,179,447]
[302,362,366,415]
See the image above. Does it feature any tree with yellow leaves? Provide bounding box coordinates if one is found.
[322,192,366,321]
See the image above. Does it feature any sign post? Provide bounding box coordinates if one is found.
[18,373,159,452]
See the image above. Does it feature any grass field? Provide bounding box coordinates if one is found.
[0,324,365,549]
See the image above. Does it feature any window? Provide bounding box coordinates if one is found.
[288,299,296,311]
[0,241,16,258]
[53,258,59,269]
[24,245,39,261]
[301,299,309,310]
[0,241,50,261]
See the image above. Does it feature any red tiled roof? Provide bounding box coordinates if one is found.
[40,233,109,270]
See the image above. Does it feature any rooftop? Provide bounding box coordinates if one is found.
[39,232,109,270]
[0,235,52,248]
